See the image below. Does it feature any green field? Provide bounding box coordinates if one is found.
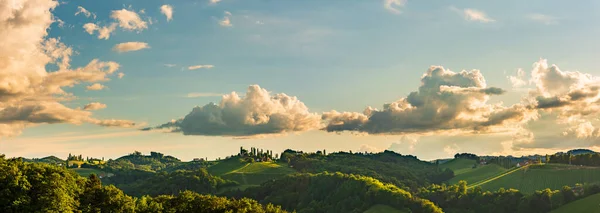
[478,164,600,194]
[442,158,508,185]
[551,193,600,213]
[208,157,296,191]
[363,204,406,213]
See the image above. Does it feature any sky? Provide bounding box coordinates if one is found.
[1,0,600,161]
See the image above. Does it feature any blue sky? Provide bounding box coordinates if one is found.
[2,0,600,161]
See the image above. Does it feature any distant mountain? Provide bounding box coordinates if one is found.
[566,149,596,155]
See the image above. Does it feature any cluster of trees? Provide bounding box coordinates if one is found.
[549,152,600,166]
[109,168,238,197]
[417,181,600,213]
[231,172,442,213]
[240,147,276,162]
[280,149,453,189]
[105,151,182,172]
[454,153,479,161]
[0,155,287,213]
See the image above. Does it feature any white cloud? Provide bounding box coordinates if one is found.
[323,65,531,135]
[507,68,528,88]
[151,85,321,136]
[164,64,177,67]
[110,8,148,31]
[186,93,223,98]
[117,73,125,79]
[83,102,107,111]
[219,11,232,27]
[160,5,173,22]
[383,0,406,14]
[188,64,214,70]
[210,0,222,4]
[86,83,106,91]
[83,23,117,40]
[528,13,559,25]
[75,6,96,19]
[113,42,150,53]
[452,7,495,23]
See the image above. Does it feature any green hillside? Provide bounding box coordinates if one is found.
[551,192,600,213]
[478,164,600,193]
[440,158,477,175]
[238,172,442,213]
[440,158,509,185]
[364,204,406,213]
[208,157,296,190]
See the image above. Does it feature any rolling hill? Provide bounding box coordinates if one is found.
[207,156,296,190]
[441,158,508,185]
[551,192,600,213]
[477,164,600,193]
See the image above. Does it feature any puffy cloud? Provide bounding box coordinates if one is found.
[117,73,125,79]
[323,66,532,135]
[86,83,105,91]
[113,42,150,53]
[75,6,96,19]
[219,11,232,27]
[83,102,107,111]
[110,8,147,31]
[188,65,214,70]
[383,0,406,14]
[528,13,559,25]
[451,7,495,23]
[83,23,117,40]
[0,0,136,138]
[531,59,595,98]
[563,122,600,139]
[507,68,528,88]
[150,85,321,136]
[160,5,173,22]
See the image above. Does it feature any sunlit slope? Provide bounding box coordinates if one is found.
[440,158,477,175]
[551,192,600,213]
[208,157,296,188]
[441,158,508,185]
[478,164,600,194]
